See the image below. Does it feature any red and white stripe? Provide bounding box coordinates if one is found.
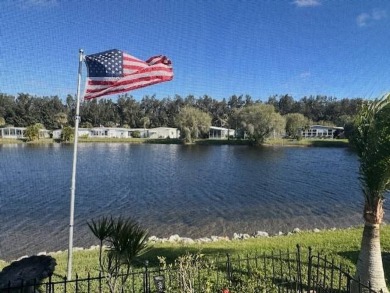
[84,52,173,100]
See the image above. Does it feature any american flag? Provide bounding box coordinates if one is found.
[84,49,173,100]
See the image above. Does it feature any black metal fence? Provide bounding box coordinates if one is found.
[0,245,380,293]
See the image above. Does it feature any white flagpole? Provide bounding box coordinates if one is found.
[67,48,84,280]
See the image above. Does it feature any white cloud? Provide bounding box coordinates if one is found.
[356,13,370,27]
[357,9,387,27]
[299,72,311,79]
[292,0,321,8]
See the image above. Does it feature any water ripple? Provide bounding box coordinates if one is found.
[0,144,386,260]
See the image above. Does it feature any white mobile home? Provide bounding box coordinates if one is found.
[90,127,129,138]
[209,126,235,139]
[89,128,149,138]
[52,127,179,139]
[0,127,26,139]
[148,127,180,139]
[301,125,344,139]
[0,127,51,139]
[52,128,91,139]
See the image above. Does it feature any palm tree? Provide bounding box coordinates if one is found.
[54,112,68,128]
[88,216,149,293]
[87,216,113,272]
[351,93,390,293]
[139,116,150,138]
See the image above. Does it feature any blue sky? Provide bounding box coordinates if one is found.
[1,0,390,101]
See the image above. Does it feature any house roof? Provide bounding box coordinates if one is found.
[309,125,344,130]
[209,126,234,131]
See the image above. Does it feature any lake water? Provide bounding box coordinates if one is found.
[0,143,385,261]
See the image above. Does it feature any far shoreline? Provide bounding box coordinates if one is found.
[0,137,350,148]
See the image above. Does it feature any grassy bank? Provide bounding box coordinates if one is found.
[0,138,24,144]
[265,138,350,147]
[189,138,349,147]
[1,137,350,147]
[0,138,56,145]
[194,138,249,145]
[2,226,389,280]
[78,137,183,144]
[78,137,147,143]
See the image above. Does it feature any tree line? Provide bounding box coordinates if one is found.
[0,92,365,143]
[0,93,363,129]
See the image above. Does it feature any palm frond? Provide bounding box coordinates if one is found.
[87,216,113,242]
[352,93,390,207]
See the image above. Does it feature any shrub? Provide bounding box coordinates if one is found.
[131,131,141,138]
[87,216,149,293]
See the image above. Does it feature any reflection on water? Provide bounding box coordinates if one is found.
[0,143,383,260]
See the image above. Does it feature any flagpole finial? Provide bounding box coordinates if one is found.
[79,49,84,54]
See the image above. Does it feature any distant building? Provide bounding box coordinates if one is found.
[52,128,91,139]
[0,127,50,139]
[52,127,180,139]
[0,127,26,139]
[148,127,180,139]
[90,127,135,138]
[209,126,235,139]
[39,129,51,138]
[301,125,344,139]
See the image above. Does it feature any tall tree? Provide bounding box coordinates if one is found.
[156,97,171,127]
[54,112,68,129]
[214,100,229,128]
[117,94,139,127]
[0,93,16,125]
[266,95,279,112]
[99,99,119,126]
[14,93,35,127]
[284,113,310,139]
[66,94,76,126]
[236,104,285,144]
[175,106,211,143]
[139,116,150,136]
[350,93,390,293]
[80,99,101,127]
[27,96,68,129]
[140,95,160,127]
[196,94,214,113]
[278,94,295,115]
[228,94,245,110]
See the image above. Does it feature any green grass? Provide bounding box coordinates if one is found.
[78,137,184,144]
[0,138,25,144]
[2,226,390,292]
[265,138,350,147]
[194,138,249,145]
[3,225,388,279]
[1,137,351,147]
[26,138,56,144]
[145,138,183,144]
[78,137,147,143]
[0,138,56,144]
